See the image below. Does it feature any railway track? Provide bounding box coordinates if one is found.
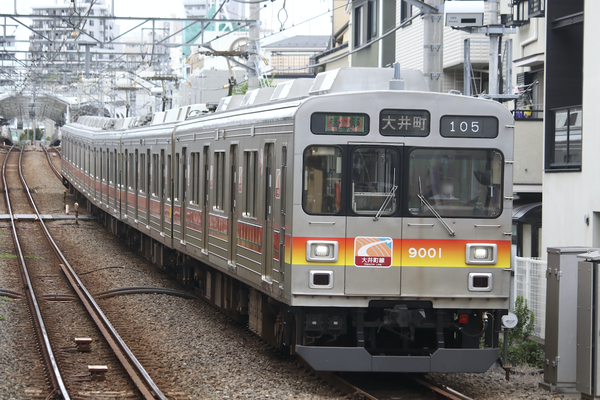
[310,368,474,399]
[2,146,171,399]
[42,145,62,181]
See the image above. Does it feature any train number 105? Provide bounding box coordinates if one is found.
[408,247,442,258]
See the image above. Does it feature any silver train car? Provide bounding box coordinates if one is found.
[61,67,514,373]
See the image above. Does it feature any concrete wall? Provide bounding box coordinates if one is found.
[514,120,544,185]
[541,1,598,255]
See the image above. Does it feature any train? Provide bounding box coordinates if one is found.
[60,67,515,373]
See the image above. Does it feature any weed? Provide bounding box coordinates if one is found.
[501,296,543,367]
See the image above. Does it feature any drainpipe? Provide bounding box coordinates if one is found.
[520,18,539,58]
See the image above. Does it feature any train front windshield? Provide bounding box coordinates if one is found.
[302,146,503,218]
[408,148,503,218]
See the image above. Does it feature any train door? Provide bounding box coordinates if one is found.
[123,150,128,218]
[202,146,210,253]
[228,145,238,266]
[103,149,108,206]
[263,143,275,282]
[275,146,287,288]
[85,146,89,193]
[113,149,118,210]
[344,144,402,295]
[160,149,167,235]
[179,147,188,244]
[93,148,97,200]
[144,149,151,226]
[99,149,104,204]
[134,149,139,221]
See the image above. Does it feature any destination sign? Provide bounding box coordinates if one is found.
[379,109,430,136]
[311,113,369,135]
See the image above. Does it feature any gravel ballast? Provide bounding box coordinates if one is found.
[0,147,581,399]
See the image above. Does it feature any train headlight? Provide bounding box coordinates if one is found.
[465,243,497,265]
[315,245,330,257]
[306,241,338,262]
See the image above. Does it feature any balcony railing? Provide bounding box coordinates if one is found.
[529,0,545,18]
[507,0,545,26]
[512,108,543,120]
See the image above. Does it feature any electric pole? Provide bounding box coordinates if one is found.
[247,1,260,90]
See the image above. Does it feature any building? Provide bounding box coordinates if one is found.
[263,35,330,78]
[182,0,246,60]
[540,0,595,254]
[29,0,119,70]
[0,35,18,88]
[313,0,351,71]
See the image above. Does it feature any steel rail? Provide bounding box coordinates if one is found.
[410,375,475,400]
[42,146,62,180]
[3,146,71,400]
[18,147,168,400]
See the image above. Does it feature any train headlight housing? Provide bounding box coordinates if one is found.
[306,241,338,262]
[465,243,497,265]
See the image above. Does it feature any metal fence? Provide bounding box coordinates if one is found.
[513,257,547,339]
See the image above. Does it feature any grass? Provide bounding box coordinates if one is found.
[0,253,45,260]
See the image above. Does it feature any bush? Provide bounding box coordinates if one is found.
[502,296,543,367]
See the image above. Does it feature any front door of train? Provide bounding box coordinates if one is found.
[345,144,402,295]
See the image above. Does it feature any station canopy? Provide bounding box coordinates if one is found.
[0,91,71,125]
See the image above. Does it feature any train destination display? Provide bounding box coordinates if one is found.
[379,109,430,136]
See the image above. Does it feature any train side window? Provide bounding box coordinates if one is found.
[134,150,138,190]
[109,151,114,184]
[190,152,198,204]
[214,151,225,211]
[351,147,399,215]
[166,154,172,199]
[243,151,258,218]
[175,153,180,201]
[152,154,159,196]
[104,150,109,183]
[303,146,343,215]
[139,153,146,192]
[128,152,135,190]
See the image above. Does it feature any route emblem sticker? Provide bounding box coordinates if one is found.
[354,236,393,267]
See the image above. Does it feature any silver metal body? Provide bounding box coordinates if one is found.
[61,67,515,373]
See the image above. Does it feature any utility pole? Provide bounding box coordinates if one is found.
[488,0,500,95]
[247,1,260,90]
[404,0,444,92]
[423,0,444,92]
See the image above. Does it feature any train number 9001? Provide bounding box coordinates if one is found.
[408,247,442,258]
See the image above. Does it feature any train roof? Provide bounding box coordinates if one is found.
[69,67,431,131]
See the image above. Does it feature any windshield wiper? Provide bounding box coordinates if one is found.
[417,178,455,236]
[373,185,398,221]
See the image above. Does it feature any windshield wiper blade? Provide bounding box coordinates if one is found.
[416,193,456,236]
[373,185,398,221]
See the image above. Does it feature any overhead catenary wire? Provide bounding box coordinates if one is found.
[267,11,423,72]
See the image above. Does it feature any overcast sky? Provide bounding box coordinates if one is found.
[8,0,333,43]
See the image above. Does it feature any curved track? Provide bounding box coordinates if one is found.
[3,146,169,399]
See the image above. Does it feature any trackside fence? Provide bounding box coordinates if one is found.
[513,257,547,339]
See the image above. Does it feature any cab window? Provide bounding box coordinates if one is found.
[408,148,503,218]
[351,147,399,215]
[303,146,343,214]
